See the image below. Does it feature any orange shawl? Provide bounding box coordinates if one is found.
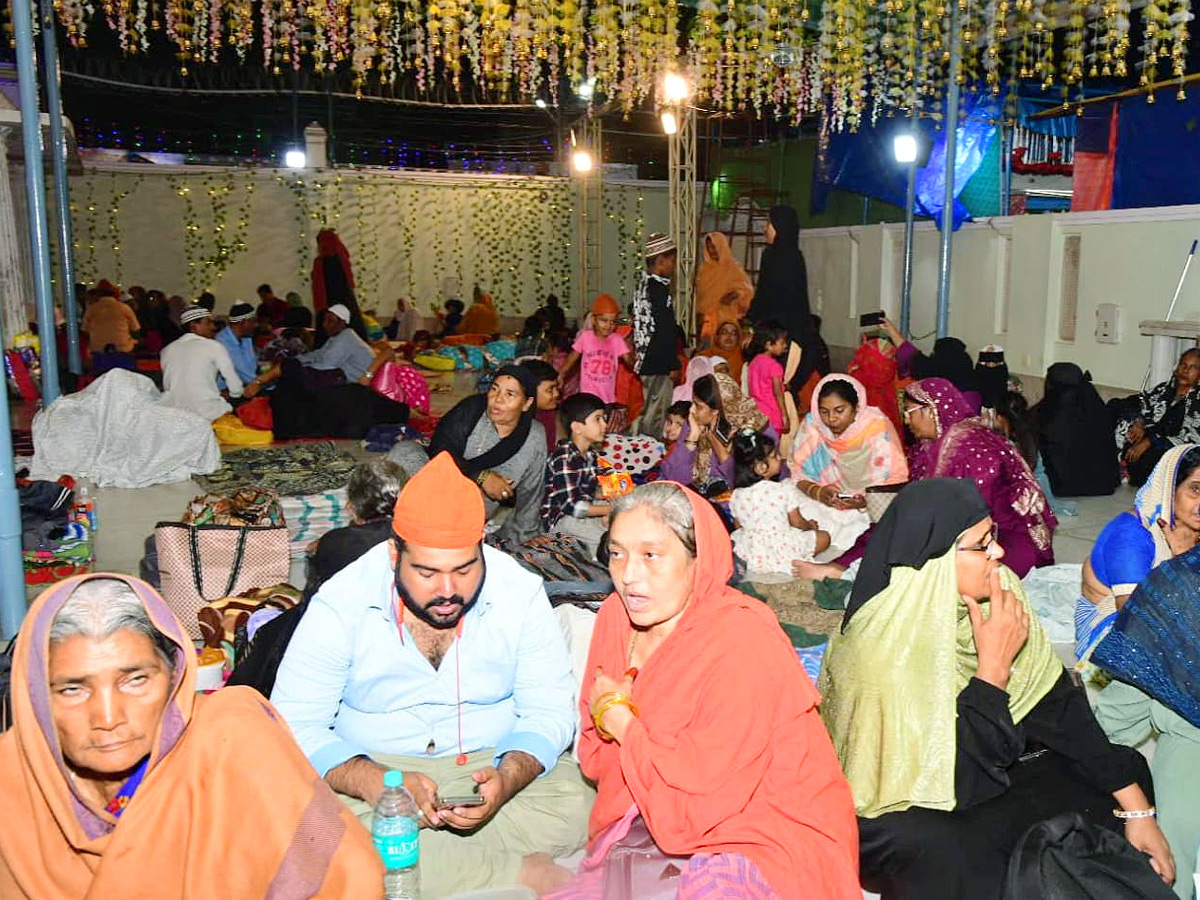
[460,293,499,336]
[0,574,382,899]
[698,320,746,382]
[695,233,753,342]
[578,486,860,899]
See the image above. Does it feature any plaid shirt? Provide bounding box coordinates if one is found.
[542,439,599,529]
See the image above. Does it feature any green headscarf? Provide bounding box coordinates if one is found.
[819,545,1063,819]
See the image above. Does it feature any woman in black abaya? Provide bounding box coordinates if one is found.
[748,205,819,394]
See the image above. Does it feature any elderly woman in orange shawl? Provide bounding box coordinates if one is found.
[0,574,381,899]
[550,482,860,899]
[460,290,500,336]
[696,232,753,344]
[698,319,746,382]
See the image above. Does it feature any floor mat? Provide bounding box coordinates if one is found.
[197,442,359,497]
[740,578,846,638]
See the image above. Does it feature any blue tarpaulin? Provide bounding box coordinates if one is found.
[813,93,1001,231]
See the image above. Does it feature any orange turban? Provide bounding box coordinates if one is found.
[392,452,485,549]
[591,293,619,316]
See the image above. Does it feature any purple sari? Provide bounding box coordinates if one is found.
[906,378,1057,576]
[659,421,735,488]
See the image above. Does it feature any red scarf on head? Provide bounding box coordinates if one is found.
[311,230,355,314]
[848,337,906,436]
[579,485,861,898]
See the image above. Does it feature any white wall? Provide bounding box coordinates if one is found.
[66,164,670,321]
[801,205,1200,394]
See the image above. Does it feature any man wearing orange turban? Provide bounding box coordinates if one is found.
[271,451,592,897]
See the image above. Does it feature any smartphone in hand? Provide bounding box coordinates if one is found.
[436,795,486,809]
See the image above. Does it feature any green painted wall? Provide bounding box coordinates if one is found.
[710,137,909,227]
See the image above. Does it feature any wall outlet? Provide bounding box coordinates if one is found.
[1096,303,1122,344]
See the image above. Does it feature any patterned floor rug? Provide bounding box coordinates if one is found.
[197,441,359,497]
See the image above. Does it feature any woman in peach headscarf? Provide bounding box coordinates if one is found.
[0,573,381,899]
[696,232,753,344]
[551,482,860,899]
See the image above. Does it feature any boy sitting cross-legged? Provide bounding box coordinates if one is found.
[541,392,612,559]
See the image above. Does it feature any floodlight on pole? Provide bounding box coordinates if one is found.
[893,133,918,164]
[284,149,307,168]
[660,110,679,135]
[662,71,690,104]
[571,149,594,173]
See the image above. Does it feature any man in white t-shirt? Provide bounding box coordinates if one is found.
[161,305,259,421]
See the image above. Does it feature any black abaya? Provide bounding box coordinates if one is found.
[1033,363,1120,497]
[858,673,1150,900]
[748,205,819,390]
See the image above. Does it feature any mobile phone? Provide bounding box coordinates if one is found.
[437,795,486,809]
[859,311,885,328]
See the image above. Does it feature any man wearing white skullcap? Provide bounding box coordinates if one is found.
[161,305,250,422]
[215,301,260,386]
[631,232,679,437]
[292,303,378,384]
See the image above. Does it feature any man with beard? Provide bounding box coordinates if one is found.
[271,451,590,898]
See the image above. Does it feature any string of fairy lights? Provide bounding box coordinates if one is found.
[67,167,657,311]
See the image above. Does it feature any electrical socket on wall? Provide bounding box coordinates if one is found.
[1096,303,1122,344]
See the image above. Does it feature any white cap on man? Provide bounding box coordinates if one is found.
[179,305,212,326]
[328,304,351,324]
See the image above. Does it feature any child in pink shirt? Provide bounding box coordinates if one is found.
[560,293,631,404]
[746,320,791,434]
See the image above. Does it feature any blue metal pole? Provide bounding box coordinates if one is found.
[935,0,961,339]
[13,0,61,403]
[40,0,81,378]
[0,327,27,639]
[899,152,917,338]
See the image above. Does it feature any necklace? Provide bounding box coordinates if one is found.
[625,631,641,682]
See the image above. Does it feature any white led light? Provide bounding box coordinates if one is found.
[571,150,594,173]
[893,134,918,164]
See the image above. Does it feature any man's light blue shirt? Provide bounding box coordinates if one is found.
[215,325,257,387]
[297,328,375,382]
[270,542,577,778]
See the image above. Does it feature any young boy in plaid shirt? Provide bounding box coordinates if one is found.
[541,392,611,558]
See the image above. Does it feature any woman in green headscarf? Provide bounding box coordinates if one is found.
[819,478,1174,899]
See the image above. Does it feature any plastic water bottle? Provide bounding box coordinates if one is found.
[373,770,421,899]
[73,480,97,533]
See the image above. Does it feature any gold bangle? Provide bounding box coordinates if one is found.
[591,692,639,741]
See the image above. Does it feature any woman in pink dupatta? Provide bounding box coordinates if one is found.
[791,374,908,496]
[904,377,1057,576]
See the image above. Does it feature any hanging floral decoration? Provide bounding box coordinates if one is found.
[165,171,255,294]
[52,0,1193,128]
[71,167,584,310]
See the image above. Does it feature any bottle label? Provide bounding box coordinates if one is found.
[374,824,419,870]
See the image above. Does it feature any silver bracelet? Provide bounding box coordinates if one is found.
[1113,807,1156,820]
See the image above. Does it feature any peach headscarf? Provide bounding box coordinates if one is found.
[578,484,861,898]
[0,573,381,899]
[695,232,753,342]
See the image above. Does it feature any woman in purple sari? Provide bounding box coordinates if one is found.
[904,377,1057,577]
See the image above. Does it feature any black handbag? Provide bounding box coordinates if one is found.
[1003,813,1176,899]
